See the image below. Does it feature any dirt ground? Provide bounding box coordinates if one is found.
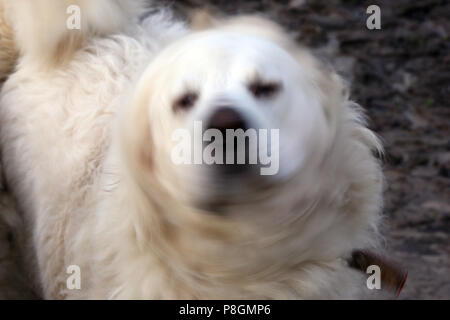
[0,0,448,299]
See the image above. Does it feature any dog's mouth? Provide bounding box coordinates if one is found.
[181,107,282,213]
[193,167,279,214]
[205,136,255,176]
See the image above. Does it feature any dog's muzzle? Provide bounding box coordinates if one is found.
[206,106,252,176]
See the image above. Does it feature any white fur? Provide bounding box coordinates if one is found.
[2,0,147,66]
[0,2,383,299]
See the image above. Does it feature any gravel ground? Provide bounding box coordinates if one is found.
[0,0,448,299]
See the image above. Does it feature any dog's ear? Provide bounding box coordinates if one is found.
[294,48,344,124]
[120,80,154,185]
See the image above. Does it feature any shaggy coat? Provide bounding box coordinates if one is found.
[0,0,383,299]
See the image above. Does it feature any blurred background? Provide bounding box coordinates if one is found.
[0,0,448,299]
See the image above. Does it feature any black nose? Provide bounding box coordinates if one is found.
[206,107,251,175]
[207,107,248,133]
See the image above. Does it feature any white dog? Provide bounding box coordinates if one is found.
[0,0,383,299]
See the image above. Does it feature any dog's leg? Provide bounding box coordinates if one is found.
[1,0,146,66]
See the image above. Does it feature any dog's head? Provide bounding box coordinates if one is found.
[127,17,339,208]
[121,16,383,267]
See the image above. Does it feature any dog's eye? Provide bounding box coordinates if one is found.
[173,92,198,112]
[248,81,281,99]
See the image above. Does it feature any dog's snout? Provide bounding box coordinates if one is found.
[205,107,252,176]
[207,107,248,133]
